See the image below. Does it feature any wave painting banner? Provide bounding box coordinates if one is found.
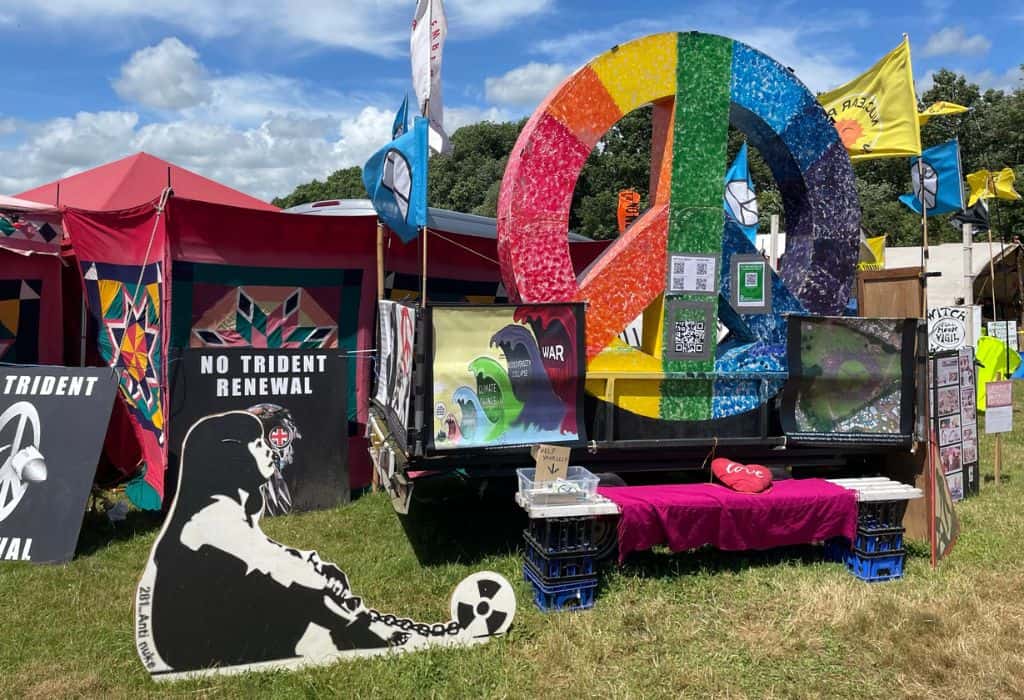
[427,304,585,452]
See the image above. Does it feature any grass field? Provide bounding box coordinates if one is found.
[3,402,1024,699]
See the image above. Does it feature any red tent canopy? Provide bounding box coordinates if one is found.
[15,152,278,212]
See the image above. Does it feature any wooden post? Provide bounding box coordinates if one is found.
[372,220,384,494]
[376,220,386,300]
[995,433,1002,488]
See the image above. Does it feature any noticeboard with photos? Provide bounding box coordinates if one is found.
[931,347,979,501]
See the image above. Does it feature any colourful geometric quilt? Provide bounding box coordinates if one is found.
[82,260,166,502]
[190,285,337,349]
[0,212,62,256]
[0,279,43,362]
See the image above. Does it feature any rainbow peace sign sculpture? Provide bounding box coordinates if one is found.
[497,32,860,426]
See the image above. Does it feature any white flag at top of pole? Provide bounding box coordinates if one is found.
[411,0,451,154]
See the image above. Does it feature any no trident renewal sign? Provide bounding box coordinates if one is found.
[0,367,117,563]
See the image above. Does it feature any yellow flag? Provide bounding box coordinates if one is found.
[967,168,1022,206]
[819,37,921,161]
[857,235,886,270]
[918,101,969,125]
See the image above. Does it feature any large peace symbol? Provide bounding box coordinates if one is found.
[497,32,860,422]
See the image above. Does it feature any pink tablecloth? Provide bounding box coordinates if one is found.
[598,479,857,563]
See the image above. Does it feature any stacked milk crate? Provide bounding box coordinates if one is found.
[826,478,924,582]
[515,466,618,611]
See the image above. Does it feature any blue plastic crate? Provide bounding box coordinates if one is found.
[857,500,908,530]
[845,549,905,582]
[854,526,904,554]
[527,516,599,554]
[523,531,596,579]
[523,561,597,612]
[824,537,851,563]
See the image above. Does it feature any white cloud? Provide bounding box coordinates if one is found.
[918,66,1022,94]
[113,36,381,129]
[5,0,552,56]
[0,111,139,193]
[529,15,863,94]
[922,26,991,58]
[964,67,1022,92]
[446,0,553,31]
[485,62,570,107]
[532,23,663,61]
[445,105,515,130]
[922,0,953,21]
[114,37,211,110]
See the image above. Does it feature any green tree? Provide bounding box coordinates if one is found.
[272,166,365,209]
[570,106,653,239]
[427,119,526,216]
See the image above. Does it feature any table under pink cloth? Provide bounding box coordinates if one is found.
[598,479,858,563]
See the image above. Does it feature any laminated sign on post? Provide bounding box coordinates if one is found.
[985,380,1013,434]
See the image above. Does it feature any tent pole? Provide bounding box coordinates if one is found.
[994,198,1012,375]
[918,158,929,318]
[79,299,87,367]
[986,212,998,326]
[376,220,385,300]
[421,226,428,308]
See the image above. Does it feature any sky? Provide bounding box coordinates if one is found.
[0,0,1020,203]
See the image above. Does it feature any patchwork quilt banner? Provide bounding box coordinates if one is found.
[0,210,62,257]
[427,304,586,452]
[0,251,63,365]
[64,202,170,506]
[781,316,916,444]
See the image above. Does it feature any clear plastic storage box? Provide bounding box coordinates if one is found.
[516,466,599,506]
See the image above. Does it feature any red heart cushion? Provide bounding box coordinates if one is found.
[711,458,772,493]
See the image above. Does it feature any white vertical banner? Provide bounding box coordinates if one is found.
[411,0,450,154]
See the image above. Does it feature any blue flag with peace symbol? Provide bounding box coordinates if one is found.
[898,139,964,216]
[362,116,428,243]
[723,142,759,245]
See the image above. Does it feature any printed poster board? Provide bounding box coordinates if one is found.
[170,349,349,513]
[374,300,415,451]
[931,348,979,500]
[781,317,916,444]
[0,367,117,563]
[427,304,585,452]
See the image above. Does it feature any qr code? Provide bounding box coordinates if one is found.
[696,262,708,275]
[744,272,757,286]
[670,257,686,291]
[673,320,706,354]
